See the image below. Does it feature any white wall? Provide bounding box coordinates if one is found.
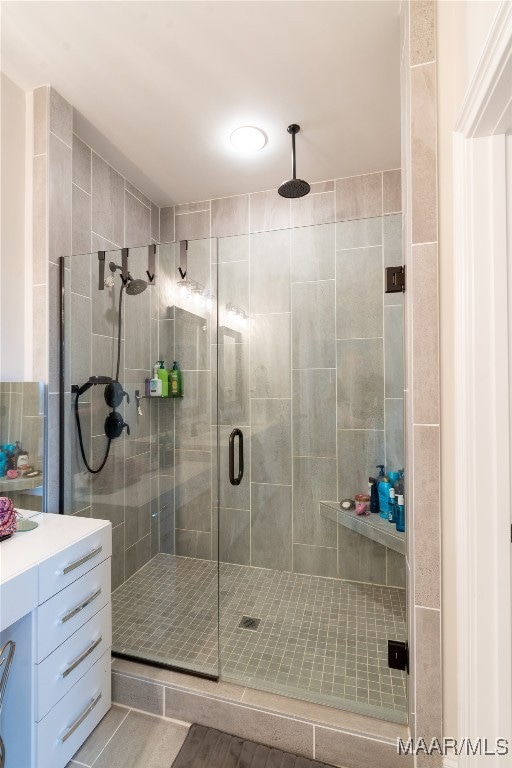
[1,73,26,380]
[437,0,501,739]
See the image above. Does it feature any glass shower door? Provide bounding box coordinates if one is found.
[61,237,219,678]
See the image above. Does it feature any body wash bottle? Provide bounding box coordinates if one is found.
[157,361,168,397]
[376,465,390,519]
[396,495,405,532]
[169,361,183,398]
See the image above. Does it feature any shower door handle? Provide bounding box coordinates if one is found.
[229,428,244,486]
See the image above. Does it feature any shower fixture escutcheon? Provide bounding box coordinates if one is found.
[278,124,311,199]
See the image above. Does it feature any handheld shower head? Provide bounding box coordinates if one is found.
[109,262,148,294]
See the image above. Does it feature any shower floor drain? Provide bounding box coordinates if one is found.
[238,616,261,630]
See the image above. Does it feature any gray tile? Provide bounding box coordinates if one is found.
[184,236,211,288]
[250,190,290,232]
[292,281,335,368]
[90,437,125,525]
[93,712,187,768]
[251,483,292,570]
[125,534,151,580]
[159,489,175,554]
[49,131,72,260]
[175,450,212,531]
[338,527,386,584]
[218,259,249,342]
[386,548,406,588]
[292,369,336,457]
[412,243,439,424]
[92,153,124,246]
[383,214,403,307]
[175,370,211,451]
[125,190,151,247]
[125,467,151,548]
[164,688,313,758]
[336,247,383,340]
[33,85,48,155]
[217,233,250,263]
[337,429,384,499]
[157,319,175,369]
[217,343,249,426]
[33,154,47,285]
[335,216,382,250]
[151,202,160,241]
[70,293,91,386]
[124,280,151,371]
[160,207,174,242]
[415,607,442,746]
[32,285,47,380]
[211,195,249,237]
[293,544,337,578]
[383,170,401,214]
[49,260,63,392]
[72,183,91,256]
[337,339,384,429]
[70,253,92,301]
[49,87,72,146]
[218,508,250,565]
[125,180,150,209]
[335,173,383,223]
[413,425,440,609]
[291,222,335,282]
[71,704,129,765]
[411,63,437,245]
[112,524,125,590]
[290,191,335,228]
[410,0,435,66]
[250,230,290,314]
[217,425,251,511]
[175,209,210,241]
[385,399,404,471]
[250,313,290,398]
[384,305,404,398]
[251,399,292,485]
[292,457,337,547]
[175,529,211,559]
[315,725,411,768]
[72,134,91,193]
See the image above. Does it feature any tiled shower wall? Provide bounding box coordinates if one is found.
[160,177,404,583]
[32,86,169,589]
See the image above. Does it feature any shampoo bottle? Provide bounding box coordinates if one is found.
[169,361,183,398]
[157,361,168,397]
[376,465,390,519]
[396,494,405,532]
[369,477,379,513]
[388,487,396,523]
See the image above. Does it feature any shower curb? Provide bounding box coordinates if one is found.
[111,658,412,768]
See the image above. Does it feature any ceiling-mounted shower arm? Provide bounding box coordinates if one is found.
[289,123,299,180]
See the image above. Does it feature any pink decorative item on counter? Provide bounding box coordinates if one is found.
[0,497,18,538]
[6,469,18,479]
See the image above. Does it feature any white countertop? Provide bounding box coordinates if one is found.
[0,511,110,631]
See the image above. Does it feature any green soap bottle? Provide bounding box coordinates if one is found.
[169,361,183,398]
[157,361,168,397]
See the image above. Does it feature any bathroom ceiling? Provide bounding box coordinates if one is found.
[1,0,401,206]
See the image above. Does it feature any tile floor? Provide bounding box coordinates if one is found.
[112,555,407,720]
[67,705,188,768]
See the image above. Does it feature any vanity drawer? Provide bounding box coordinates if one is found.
[38,524,111,603]
[36,649,111,768]
[36,558,110,662]
[35,603,111,721]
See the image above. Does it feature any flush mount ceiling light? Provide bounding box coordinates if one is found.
[230,125,267,152]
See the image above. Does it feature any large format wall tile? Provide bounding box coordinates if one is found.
[217,343,249,426]
[338,526,386,584]
[335,173,382,222]
[292,369,336,458]
[383,170,402,214]
[251,483,292,571]
[175,529,211,559]
[336,247,383,340]
[337,429,384,499]
[91,153,124,246]
[125,188,151,247]
[250,398,292,485]
[250,313,290,398]
[218,507,250,565]
[293,543,337,578]
[250,190,290,232]
[33,86,48,155]
[160,207,175,242]
[411,63,437,244]
[49,87,72,146]
[175,209,210,241]
[412,243,438,424]
[291,222,335,282]
[175,450,212,532]
[385,398,404,471]
[292,281,335,369]
[175,370,211,451]
[335,217,382,251]
[384,305,404,398]
[33,154,47,285]
[337,339,384,429]
[410,0,435,66]
[217,233,250,263]
[49,132,72,261]
[211,195,249,237]
[72,184,91,257]
[290,189,335,228]
[250,230,290,314]
[292,456,337,547]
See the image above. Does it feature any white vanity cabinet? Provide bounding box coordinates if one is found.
[0,512,112,768]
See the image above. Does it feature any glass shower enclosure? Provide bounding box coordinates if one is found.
[61,214,406,722]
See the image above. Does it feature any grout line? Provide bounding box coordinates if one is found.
[125,187,151,210]
[49,129,72,150]
[72,180,91,198]
[88,706,131,767]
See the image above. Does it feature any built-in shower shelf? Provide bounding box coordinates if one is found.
[0,475,43,493]
[320,502,405,555]
[137,395,183,400]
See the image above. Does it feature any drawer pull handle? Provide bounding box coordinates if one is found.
[58,692,102,743]
[59,588,102,624]
[60,637,102,679]
[59,546,103,575]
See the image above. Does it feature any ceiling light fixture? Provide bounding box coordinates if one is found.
[230,125,267,152]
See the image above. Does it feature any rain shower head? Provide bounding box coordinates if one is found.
[278,124,310,199]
